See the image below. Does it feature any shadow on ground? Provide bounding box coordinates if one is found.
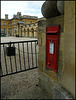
[1,69,52,99]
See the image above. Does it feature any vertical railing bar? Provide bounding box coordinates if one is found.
[9,43,13,73]
[36,41,38,67]
[22,43,26,70]
[35,41,37,67]
[0,62,3,76]
[36,41,38,66]
[0,45,3,76]
[18,43,22,71]
[3,44,8,74]
[13,43,17,72]
[31,42,34,68]
[10,56,13,73]
[27,42,30,69]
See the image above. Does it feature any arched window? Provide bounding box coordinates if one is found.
[24,29,26,32]
[31,28,34,33]
[27,28,29,32]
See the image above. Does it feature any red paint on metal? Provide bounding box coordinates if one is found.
[46,26,59,72]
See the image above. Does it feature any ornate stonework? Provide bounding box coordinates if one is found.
[1,12,38,38]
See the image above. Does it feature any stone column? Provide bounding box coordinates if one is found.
[22,28,23,36]
[29,29,32,37]
[26,31,28,37]
[31,28,34,38]
[18,27,21,37]
[27,28,29,37]
[12,29,13,36]
[6,29,8,36]
[23,32,25,37]
[16,27,19,36]
[34,29,37,38]
[24,29,26,37]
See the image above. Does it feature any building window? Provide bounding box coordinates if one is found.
[13,20,16,24]
[9,29,11,33]
[4,28,6,33]
[13,20,15,23]
[33,23,35,26]
[13,27,17,29]
[15,27,17,29]
[3,22,6,25]
[30,21,32,24]
[8,23,10,26]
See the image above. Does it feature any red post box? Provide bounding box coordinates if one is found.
[46,26,59,72]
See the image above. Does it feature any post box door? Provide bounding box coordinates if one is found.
[46,37,58,72]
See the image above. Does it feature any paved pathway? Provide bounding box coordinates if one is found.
[1,36,37,43]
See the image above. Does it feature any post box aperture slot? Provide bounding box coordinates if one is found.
[46,33,57,35]
[49,43,54,54]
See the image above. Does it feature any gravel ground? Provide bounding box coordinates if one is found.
[1,37,52,99]
[1,36,37,43]
[1,69,51,99]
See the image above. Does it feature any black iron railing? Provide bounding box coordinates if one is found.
[0,40,38,77]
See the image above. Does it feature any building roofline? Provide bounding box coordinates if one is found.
[1,17,38,20]
[1,18,12,21]
[21,17,38,20]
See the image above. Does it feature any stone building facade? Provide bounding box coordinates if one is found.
[38,1,75,99]
[1,12,38,38]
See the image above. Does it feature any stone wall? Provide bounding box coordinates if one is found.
[61,1,75,98]
[38,15,64,98]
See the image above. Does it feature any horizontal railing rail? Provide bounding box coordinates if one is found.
[0,40,38,44]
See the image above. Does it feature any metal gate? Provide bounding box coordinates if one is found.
[0,40,38,77]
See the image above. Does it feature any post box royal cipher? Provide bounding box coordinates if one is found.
[46,26,60,72]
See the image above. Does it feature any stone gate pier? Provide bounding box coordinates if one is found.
[38,1,75,99]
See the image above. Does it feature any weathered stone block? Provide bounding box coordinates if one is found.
[42,33,46,46]
[61,2,75,98]
[38,70,57,98]
[53,86,73,99]
[38,60,43,71]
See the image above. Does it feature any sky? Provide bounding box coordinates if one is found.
[1,1,45,19]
